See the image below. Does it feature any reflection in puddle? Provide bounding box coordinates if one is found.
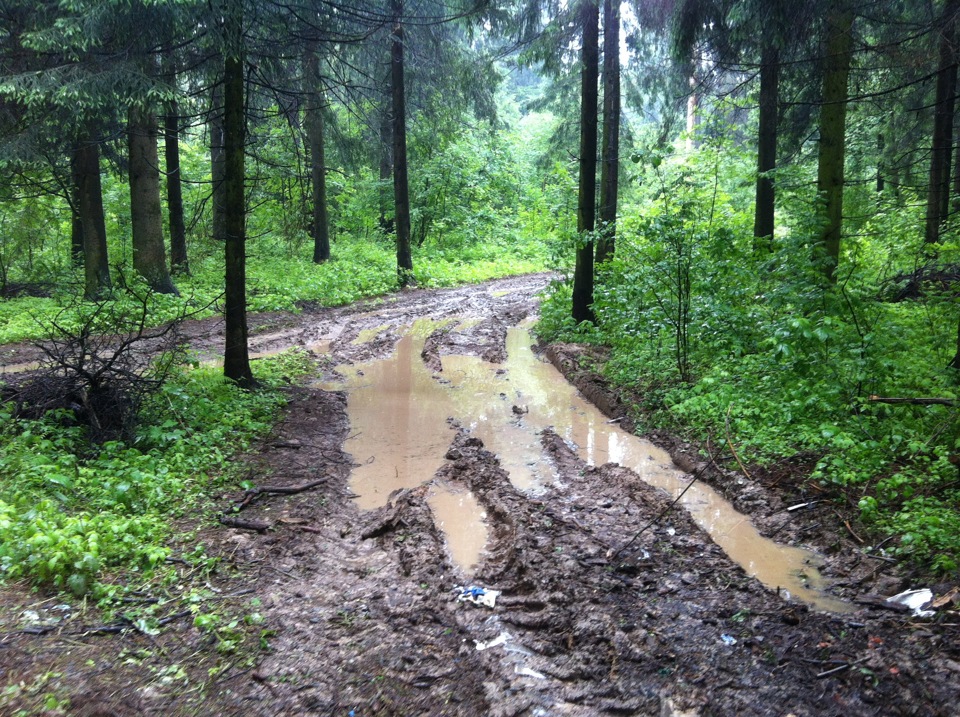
[327,323,850,611]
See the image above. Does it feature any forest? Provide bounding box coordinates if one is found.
[0,0,959,713]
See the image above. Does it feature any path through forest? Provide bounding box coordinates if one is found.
[1,273,958,716]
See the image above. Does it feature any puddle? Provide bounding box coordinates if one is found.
[0,360,41,375]
[326,323,851,611]
[427,483,488,571]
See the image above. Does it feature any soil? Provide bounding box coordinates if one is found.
[1,273,959,716]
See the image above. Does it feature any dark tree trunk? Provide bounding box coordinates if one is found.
[74,131,111,299]
[572,0,600,325]
[304,44,330,263]
[223,35,253,387]
[69,150,84,266]
[165,105,188,274]
[128,107,177,295]
[379,92,394,235]
[391,0,413,285]
[877,132,885,193]
[753,42,779,250]
[950,316,960,369]
[210,83,227,244]
[595,0,620,265]
[816,5,854,283]
[926,0,960,244]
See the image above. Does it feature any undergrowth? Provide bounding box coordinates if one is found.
[537,140,960,575]
[0,349,313,597]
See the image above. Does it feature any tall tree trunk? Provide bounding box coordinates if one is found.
[128,107,177,295]
[816,5,854,283]
[391,0,413,285]
[877,132,885,194]
[223,16,253,387]
[379,91,394,234]
[926,0,960,244]
[210,83,227,244]
[69,150,84,266]
[572,0,600,325]
[950,315,960,369]
[686,75,698,152]
[304,43,330,263]
[753,42,779,250]
[165,105,188,274]
[74,131,111,299]
[595,0,620,265]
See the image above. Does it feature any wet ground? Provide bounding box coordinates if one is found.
[1,273,959,716]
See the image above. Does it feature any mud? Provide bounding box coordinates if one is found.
[1,273,959,716]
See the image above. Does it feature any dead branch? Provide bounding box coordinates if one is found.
[724,406,753,480]
[220,515,271,532]
[228,477,328,513]
[869,395,957,406]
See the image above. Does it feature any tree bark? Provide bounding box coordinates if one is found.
[165,105,189,274]
[753,42,779,250]
[379,91,394,235]
[223,31,253,387]
[925,0,960,244]
[572,0,600,325]
[74,130,111,300]
[210,83,227,244]
[304,44,330,263]
[69,150,84,266]
[816,5,854,283]
[391,0,413,285]
[128,107,177,295]
[595,0,620,265]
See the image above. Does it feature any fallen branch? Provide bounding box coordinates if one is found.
[220,515,271,532]
[816,656,870,679]
[229,477,328,513]
[834,510,864,544]
[724,406,752,480]
[611,458,710,561]
[869,395,957,406]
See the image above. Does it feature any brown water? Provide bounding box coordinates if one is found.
[325,323,851,612]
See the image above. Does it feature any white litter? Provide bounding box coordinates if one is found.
[475,631,513,651]
[515,666,546,679]
[887,588,935,618]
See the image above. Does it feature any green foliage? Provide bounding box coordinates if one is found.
[540,132,960,572]
[0,351,307,594]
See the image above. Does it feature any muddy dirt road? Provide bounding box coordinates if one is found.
[2,273,959,716]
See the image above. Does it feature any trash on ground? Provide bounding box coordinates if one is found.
[475,631,512,651]
[515,666,546,679]
[456,585,501,608]
[720,634,738,646]
[887,588,934,617]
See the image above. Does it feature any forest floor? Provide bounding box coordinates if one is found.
[1,273,959,716]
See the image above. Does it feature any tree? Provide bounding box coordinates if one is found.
[816,3,855,282]
[391,0,414,286]
[73,126,112,299]
[165,102,189,274]
[221,3,253,387]
[595,0,619,264]
[572,0,599,324]
[304,40,330,263]
[210,82,227,244]
[128,105,178,295]
[754,40,779,247]
[925,0,960,244]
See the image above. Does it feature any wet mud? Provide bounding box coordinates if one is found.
[1,273,959,716]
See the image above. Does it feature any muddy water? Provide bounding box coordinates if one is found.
[328,323,850,611]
